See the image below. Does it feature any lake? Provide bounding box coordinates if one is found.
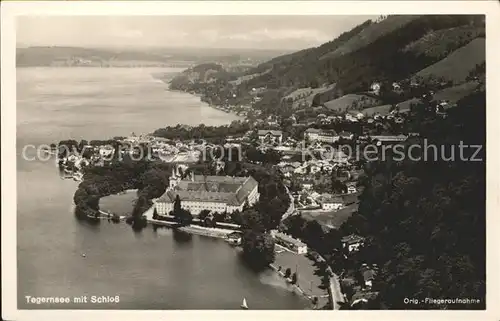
[16,67,308,310]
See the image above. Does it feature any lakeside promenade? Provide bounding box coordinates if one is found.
[142,205,236,238]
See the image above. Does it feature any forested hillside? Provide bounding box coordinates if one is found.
[240,15,484,94]
[340,89,486,309]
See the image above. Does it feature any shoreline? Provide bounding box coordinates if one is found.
[156,75,244,120]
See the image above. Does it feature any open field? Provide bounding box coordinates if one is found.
[301,203,358,229]
[324,94,381,112]
[433,81,480,104]
[396,97,421,112]
[273,251,328,299]
[284,84,337,109]
[362,104,392,117]
[99,190,138,216]
[414,37,485,84]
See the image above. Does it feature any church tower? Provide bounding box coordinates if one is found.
[169,166,180,190]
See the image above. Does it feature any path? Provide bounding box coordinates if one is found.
[281,186,296,222]
[315,254,344,310]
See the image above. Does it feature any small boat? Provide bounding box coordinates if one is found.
[81,253,86,258]
[240,298,248,309]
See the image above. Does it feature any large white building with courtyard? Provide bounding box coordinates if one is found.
[155,167,260,216]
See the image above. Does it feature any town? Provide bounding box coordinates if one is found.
[49,14,486,311]
[55,59,483,310]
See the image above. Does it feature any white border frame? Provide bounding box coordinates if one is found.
[2,1,500,321]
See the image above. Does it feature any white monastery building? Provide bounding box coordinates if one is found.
[155,167,260,216]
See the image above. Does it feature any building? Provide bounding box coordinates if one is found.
[258,130,283,144]
[347,185,357,194]
[302,181,314,190]
[304,128,339,143]
[339,131,354,140]
[350,291,379,308]
[99,146,115,158]
[272,231,308,254]
[360,264,378,289]
[226,232,242,245]
[319,194,344,211]
[370,82,381,95]
[341,234,365,253]
[155,169,259,216]
[371,135,408,145]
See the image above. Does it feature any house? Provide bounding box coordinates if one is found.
[319,194,344,211]
[350,291,379,308]
[310,165,321,174]
[370,82,381,95]
[370,135,408,145]
[341,234,365,253]
[302,181,313,190]
[226,232,242,245]
[99,146,115,158]
[347,185,357,194]
[339,131,354,140]
[272,231,308,254]
[279,164,296,177]
[360,264,377,289]
[304,128,339,143]
[258,130,283,144]
[341,193,358,206]
[327,149,349,163]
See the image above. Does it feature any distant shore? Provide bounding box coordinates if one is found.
[154,74,244,120]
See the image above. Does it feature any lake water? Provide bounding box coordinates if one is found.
[16,67,308,310]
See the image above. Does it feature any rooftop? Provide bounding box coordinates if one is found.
[258,130,283,136]
[362,269,376,282]
[341,234,365,244]
[157,175,258,206]
[305,128,338,136]
[371,135,408,142]
[274,232,307,248]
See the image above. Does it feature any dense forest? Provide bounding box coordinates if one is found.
[340,89,486,309]
[150,121,250,143]
[73,155,171,229]
[240,15,484,94]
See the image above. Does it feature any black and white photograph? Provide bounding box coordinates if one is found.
[2,1,499,318]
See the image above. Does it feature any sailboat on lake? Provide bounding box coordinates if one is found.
[240,298,248,309]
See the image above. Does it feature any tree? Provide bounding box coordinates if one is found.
[340,91,486,309]
[174,195,182,214]
[198,209,211,221]
[241,209,265,232]
[291,272,298,284]
[175,208,193,226]
[241,230,276,270]
[77,140,88,153]
[230,210,243,225]
[285,268,292,278]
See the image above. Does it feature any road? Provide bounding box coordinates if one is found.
[281,186,296,222]
[316,254,345,310]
